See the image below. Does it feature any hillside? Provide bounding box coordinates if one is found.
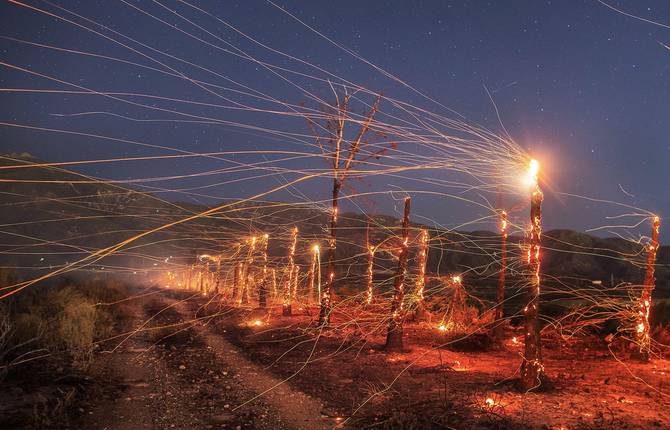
[0,155,667,297]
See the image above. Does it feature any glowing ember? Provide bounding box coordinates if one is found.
[452,360,467,371]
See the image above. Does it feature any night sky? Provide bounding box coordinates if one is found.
[0,1,668,240]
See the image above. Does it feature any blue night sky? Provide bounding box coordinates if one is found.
[0,1,668,240]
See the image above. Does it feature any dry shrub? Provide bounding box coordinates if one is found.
[8,278,130,370]
[432,278,480,333]
[14,286,97,367]
[51,288,97,363]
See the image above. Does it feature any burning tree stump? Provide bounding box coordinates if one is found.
[292,266,300,301]
[636,215,661,361]
[197,267,204,294]
[240,236,258,305]
[414,228,429,321]
[214,258,222,295]
[308,244,320,304]
[258,234,269,309]
[238,263,247,304]
[365,223,376,305]
[232,262,241,303]
[520,160,546,390]
[283,227,298,316]
[385,197,411,352]
[186,264,193,290]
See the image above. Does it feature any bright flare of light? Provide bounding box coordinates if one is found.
[522,158,540,188]
[252,320,263,326]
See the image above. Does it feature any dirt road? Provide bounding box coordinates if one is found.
[73,293,332,430]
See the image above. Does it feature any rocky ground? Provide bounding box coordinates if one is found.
[3,289,669,429]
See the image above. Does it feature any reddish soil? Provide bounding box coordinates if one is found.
[198,300,670,430]
[7,290,668,429]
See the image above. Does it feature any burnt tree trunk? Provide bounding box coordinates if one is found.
[309,249,316,304]
[232,262,240,303]
[283,227,298,316]
[319,179,341,326]
[215,259,222,295]
[259,276,268,309]
[198,266,204,294]
[414,228,429,321]
[365,222,374,305]
[637,216,660,361]
[520,188,544,390]
[385,197,411,352]
[282,265,293,316]
[240,263,248,304]
[186,265,193,290]
[259,236,269,309]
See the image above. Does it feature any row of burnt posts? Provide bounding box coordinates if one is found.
[176,190,660,390]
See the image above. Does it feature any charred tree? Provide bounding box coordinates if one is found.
[414,228,429,321]
[258,234,269,309]
[311,91,382,327]
[636,216,661,361]
[520,178,545,390]
[232,262,241,303]
[283,227,298,316]
[365,223,375,305]
[385,197,411,352]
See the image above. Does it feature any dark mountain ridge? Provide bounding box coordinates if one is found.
[0,155,667,297]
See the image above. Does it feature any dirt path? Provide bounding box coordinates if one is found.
[173,300,332,430]
[77,310,161,428]
[72,293,332,430]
